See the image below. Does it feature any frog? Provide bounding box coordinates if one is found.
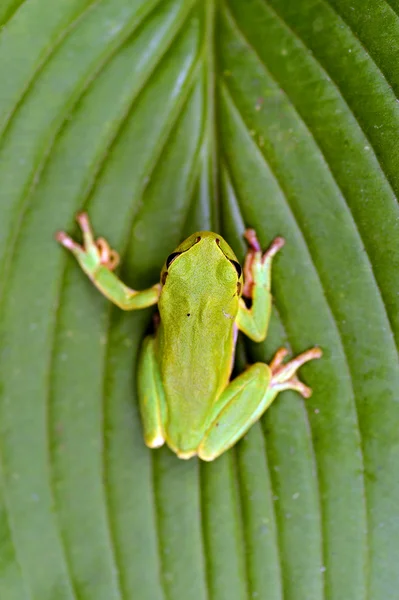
[56,213,321,461]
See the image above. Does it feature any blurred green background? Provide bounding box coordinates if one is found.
[0,0,398,598]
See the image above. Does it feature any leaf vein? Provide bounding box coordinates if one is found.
[222,80,369,600]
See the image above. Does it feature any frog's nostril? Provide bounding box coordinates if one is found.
[215,238,220,245]
[196,236,201,242]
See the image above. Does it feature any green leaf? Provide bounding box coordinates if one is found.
[0,1,398,599]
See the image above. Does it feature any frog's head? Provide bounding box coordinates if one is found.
[160,231,243,306]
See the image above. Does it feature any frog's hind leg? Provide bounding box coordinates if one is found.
[197,363,270,461]
[137,336,167,448]
[197,346,321,461]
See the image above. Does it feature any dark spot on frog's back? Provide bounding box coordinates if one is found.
[187,313,191,317]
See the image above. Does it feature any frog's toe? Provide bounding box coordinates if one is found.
[269,346,322,397]
[175,448,197,460]
[145,433,165,449]
[55,230,80,252]
[96,237,120,270]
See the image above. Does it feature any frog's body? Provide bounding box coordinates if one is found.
[157,233,239,454]
[57,215,321,461]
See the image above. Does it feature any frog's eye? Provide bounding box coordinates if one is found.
[166,252,182,268]
[230,260,242,278]
[215,238,242,278]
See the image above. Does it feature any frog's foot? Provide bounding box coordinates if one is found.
[269,346,322,398]
[242,229,285,297]
[176,448,197,460]
[56,212,120,271]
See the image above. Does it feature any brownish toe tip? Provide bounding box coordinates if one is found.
[274,236,285,249]
[313,347,323,359]
[268,236,285,254]
[55,231,71,247]
[244,228,261,251]
[244,228,256,237]
[76,212,89,227]
[55,231,79,251]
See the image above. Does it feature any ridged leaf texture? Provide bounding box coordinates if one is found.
[0,1,398,599]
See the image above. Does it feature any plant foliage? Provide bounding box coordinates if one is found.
[0,1,398,599]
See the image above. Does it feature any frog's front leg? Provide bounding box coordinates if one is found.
[236,229,285,341]
[197,346,321,461]
[56,213,160,310]
[137,336,167,448]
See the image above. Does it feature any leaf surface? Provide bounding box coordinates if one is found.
[0,1,398,599]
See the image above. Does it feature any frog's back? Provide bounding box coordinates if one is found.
[156,232,241,454]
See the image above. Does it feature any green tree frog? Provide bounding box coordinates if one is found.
[56,214,321,461]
